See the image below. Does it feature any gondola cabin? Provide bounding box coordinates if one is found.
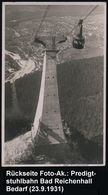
[72,35,85,49]
[72,19,85,49]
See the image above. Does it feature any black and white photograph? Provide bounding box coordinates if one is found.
[2,2,106,166]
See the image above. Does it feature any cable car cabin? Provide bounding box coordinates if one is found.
[72,19,85,49]
[72,35,85,49]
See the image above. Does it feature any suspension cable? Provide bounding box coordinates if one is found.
[83,5,99,21]
[35,5,50,37]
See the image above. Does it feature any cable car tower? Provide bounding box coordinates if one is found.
[31,6,72,162]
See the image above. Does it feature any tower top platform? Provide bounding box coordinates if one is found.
[34,35,67,50]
